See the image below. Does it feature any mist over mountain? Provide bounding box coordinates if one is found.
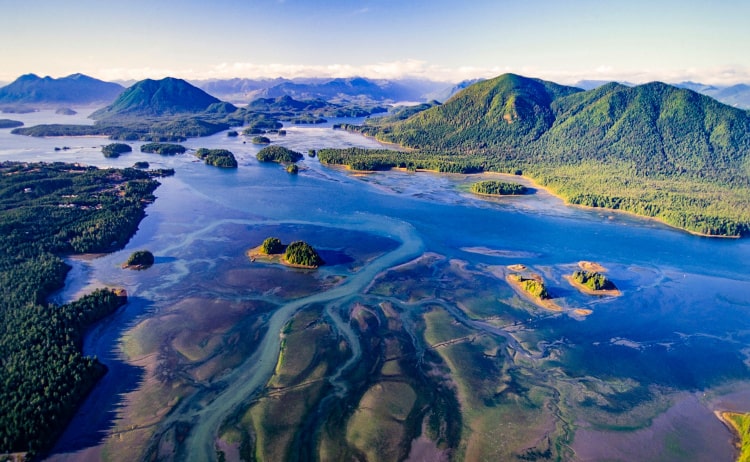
[193,77,450,104]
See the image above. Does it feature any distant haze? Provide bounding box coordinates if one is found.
[0,0,749,86]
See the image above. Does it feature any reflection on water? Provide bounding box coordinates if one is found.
[7,110,750,461]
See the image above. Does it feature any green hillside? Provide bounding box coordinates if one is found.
[91,77,227,119]
[327,74,750,236]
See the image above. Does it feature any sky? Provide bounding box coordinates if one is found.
[1,0,749,85]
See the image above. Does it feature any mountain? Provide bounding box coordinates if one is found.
[338,73,750,235]
[91,77,229,119]
[193,77,448,104]
[0,73,124,105]
[378,73,583,150]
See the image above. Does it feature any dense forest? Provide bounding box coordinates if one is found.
[471,180,528,195]
[140,142,186,155]
[327,74,750,236]
[101,143,132,158]
[0,162,162,456]
[195,148,238,168]
[571,270,616,291]
[284,241,324,267]
[256,145,303,163]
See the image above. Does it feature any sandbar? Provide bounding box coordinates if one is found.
[578,261,607,272]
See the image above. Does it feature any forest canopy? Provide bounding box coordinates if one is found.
[0,162,161,455]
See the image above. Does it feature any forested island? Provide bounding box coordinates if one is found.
[123,250,155,270]
[0,118,23,128]
[102,143,132,158]
[195,148,238,168]
[0,162,162,456]
[256,145,303,163]
[247,237,324,268]
[140,142,186,155]
[471,180,528,196]
[566,270,621,296]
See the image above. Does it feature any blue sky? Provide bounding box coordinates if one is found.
[1,0,748,84]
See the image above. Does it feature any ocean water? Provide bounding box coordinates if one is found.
[3,110,749,461]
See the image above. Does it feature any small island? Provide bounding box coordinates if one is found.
[102,143,132,158]
[55,107,77,115]
[506,272,562,312]
[122,250,155,270]
[133,161,150,169]
[227,130,238,137]
[471,180,528,196]
[140,142,186,155]
[247,237,324,269]
[251,135,271,145]
[286,164,299,174]
[257,145,303,163]
[0,119,24,129]
[565,269,621,296]
[195,148,238,168]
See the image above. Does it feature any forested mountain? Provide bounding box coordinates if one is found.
[0,73,123,106]
[331,73,750,236]
[91,77,229,119]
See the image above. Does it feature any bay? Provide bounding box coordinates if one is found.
[3,109,749,461]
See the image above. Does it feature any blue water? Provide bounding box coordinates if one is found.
[3,110,749,461]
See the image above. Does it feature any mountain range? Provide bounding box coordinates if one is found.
[192,77,450,104]
[0,73,123,106]
[335,73,750,236]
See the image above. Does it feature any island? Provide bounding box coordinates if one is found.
[102,142,132,158]
[505,271,562,312]
[55,107,77,115]
[0,118,24,129]
[471,180,528,196]
[195,148,238,168]
[565,266,621,296]
[246,237,324,269]
[133,161,150,169]
[227,130,238,137]
[256,145,303,163]
[251,135,271,144]
[140,142,186,155]
[286,164,299,174]
[122,250,155,270]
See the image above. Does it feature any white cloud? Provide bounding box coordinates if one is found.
[88,60,750,86]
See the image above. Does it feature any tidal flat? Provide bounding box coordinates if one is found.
[3,111,749,461]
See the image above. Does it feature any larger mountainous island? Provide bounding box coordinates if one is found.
[324,73,750,237]
[0,73,124,106]
[11,77,387,142]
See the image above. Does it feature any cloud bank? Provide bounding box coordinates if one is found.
[67,60,750,86]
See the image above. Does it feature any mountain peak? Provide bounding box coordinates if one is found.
[91,76,222,119]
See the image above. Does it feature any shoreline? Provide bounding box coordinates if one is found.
[321,138,743,238]
[714,410,744,454]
